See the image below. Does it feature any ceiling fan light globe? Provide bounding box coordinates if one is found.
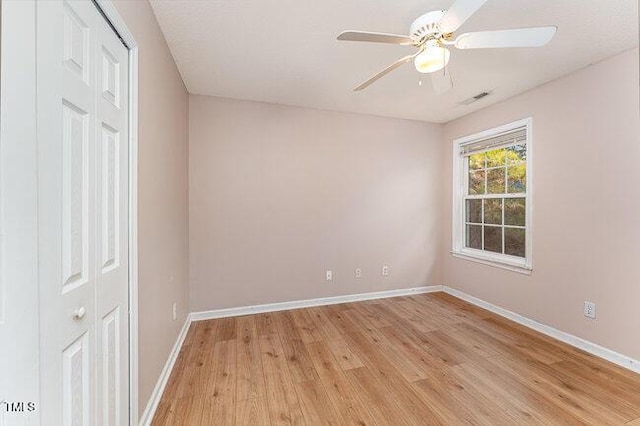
[414,45,450,74]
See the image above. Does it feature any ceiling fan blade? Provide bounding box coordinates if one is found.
[431,70,453,94]
[354,54,415,91]
[337,31,413,45]
[455,26,557,49]
[439,0,488,34]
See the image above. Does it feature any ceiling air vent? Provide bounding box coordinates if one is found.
[459,91,493,106]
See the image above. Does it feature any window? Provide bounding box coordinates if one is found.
[452,118,532,273]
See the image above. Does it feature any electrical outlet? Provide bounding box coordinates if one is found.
[172,302,177,321]
[355,268,362,279]
[584,301,596,319]
[326,270,333,281]
[381,265,389,277]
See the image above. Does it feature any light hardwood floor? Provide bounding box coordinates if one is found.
[152,292,640,425]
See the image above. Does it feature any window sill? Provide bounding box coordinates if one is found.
[450,250,532,275]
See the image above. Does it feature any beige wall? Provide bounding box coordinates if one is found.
[442,48,640,360]
[189,96,444,311]
[112,1,190,416]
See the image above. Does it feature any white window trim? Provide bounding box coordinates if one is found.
[451,117,533,274]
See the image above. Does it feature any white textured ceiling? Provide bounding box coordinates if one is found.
[149,0,638,123]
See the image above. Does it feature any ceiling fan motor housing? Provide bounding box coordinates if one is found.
[410,10,446,44]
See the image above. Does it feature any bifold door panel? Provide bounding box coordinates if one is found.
[37,1,130,424]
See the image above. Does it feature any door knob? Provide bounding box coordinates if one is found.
[73,306,86,320]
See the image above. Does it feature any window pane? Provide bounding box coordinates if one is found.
[465,199,482,223]
[506,144,526,164]
[468,170,485,195]
[507,164,526,193]
[459,138,527,261]
[466,225,482,249]
[483,199,502,225]
[487,168,506,193]
[505,228,525,257]
[504,198,526,226]
[486,148,506,167]
[483,226,502,253]
[469,153,485,170]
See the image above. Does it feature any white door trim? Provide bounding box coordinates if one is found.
[91,2,140,424]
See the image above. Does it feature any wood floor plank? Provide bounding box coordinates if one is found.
[150,400,172,426]
[296,305,364,370]
[452,353,585,424]
[207,339,237,424]
[174,364,209,398]
[378,325,453,376]
[449,361,559,424]
[344,366,421,426]
[411,373,496,425]
[430,292,495,319]
[556,359,640,408]
[289,309,324,343]
[215,317,238,342]
[393,296,461,334]
[256,312,278,336]
[259,334,305,425]
[489,353,631,424]
[305,307,344,341]
[324,337,364,371]
[305,340,377,426]
[161,345,190,399]
[352,301,393,328]
[152,293,640,425]
[326,311,445,423]
[381,298,439,334]
[152,395,223,426]
[343,307,431,382]
[378,311,479,368]
[273,310,319,383]
[236,397,272,426]
[545,360,640,420]
[236,315,266,401]
[481,317,566,365]
[295,379,344,425]
[186,320,218,366]
[412,363,521,425]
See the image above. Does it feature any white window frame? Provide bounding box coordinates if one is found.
[451,117,533,274]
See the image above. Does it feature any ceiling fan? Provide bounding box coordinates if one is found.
[337,0,557,93]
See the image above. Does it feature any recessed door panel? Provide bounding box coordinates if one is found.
[102,308,120,425]
[100,124,120,273]
[101,47,120,108]
[63,1,89,83]
[61,101,89,291]
[62,333,90,426]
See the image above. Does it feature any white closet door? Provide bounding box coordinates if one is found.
[36,1,130,424]
[95,7,130,426]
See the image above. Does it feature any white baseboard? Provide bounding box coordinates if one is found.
[190,285,443,321]
[442,286,640,375]
[139,317,192,426]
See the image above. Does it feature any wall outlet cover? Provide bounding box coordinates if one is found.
[584,301,596,319]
